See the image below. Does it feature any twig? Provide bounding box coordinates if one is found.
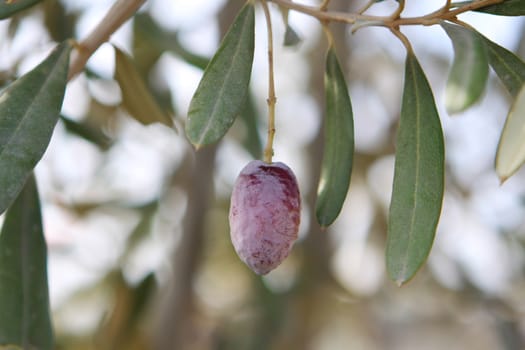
[269,0,505,29]
[389,0,405,20]
[391,28,413,53]
[319,0,331,11]
[356,0,376,15]
[68,0,147,80]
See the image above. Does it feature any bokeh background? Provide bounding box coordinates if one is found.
[1,0,524,349]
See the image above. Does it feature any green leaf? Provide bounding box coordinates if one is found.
[60,115,112,150]
[239,94,263,159]
[0,0,41,19]
[283,25,301,47]
[133,13,209,71]
[185,3,255,149]
[495,84,525,181]
[387,53,445,286]
[480,34,525,97]
[0,41,72,215]
[316,47,354,227]
[441,22,489,114]
[0,174,54,349]
[475,0,525,16]
[114,46,173,128]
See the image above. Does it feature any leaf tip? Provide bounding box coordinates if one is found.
[395,279,405,287]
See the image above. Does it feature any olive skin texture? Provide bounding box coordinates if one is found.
[229,160,301,275]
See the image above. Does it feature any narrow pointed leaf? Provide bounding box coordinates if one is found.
[0,41,72,215]
[185,3,255,149]
[0,0,41,19]
[134,13,209,71]
[0,175,53,349]
[496,84,525,181]
[316,47,354,227]
[387,53,445,285]
[480,34,525,97]
[475,0,525,16]
[114,46,173,128]
[60,115,112,150]
[441,22,489,114]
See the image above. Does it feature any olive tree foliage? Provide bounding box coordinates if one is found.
[0,0,523,349]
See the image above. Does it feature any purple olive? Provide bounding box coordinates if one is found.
[229,160,301,275]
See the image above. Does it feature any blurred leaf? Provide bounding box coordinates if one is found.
[278,4,301,48]
[60,115,112,150]
[316,47,354,227]
[132,14,165,78]
[0,175,53,349]
[98,272,155,349]
[0,346,22,350]
[480,34,525,97]
[475,0,525,16]
[284,25,302,47]
[0,0,41,19]
[133,13,193,119]
[126,273,156,331]
[133,13,209,70]
[441,22,489,114]
[239,94,262,159]
[123,201,159,259]
[185,3,255,149]
[114,46,174,128]
[43,0,76,42]
[0,41,72,215]
[496,84,525,181]
[387,53,445,286]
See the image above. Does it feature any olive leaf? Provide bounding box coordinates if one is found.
[480,34,525,98]
[0,0,41,19]
[495,84,525,181]
[475,0,525,16]
[134,13,209,71]
[0,41,72,215]
[387,53,445,286]
[316,47,354,227]
[0,174,54,350]
[441,22,489,114]
[60,115,112,150]
[185,3,255,149]
[114,46,173,127]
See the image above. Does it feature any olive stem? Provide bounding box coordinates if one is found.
[261,0,277,164]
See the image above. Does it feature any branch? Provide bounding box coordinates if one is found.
[68,0,146,80]
[269,0,505,29]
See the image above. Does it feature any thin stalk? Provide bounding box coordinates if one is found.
[261,0,277,163]
[357,0,377,15]
[391,28,413,54]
